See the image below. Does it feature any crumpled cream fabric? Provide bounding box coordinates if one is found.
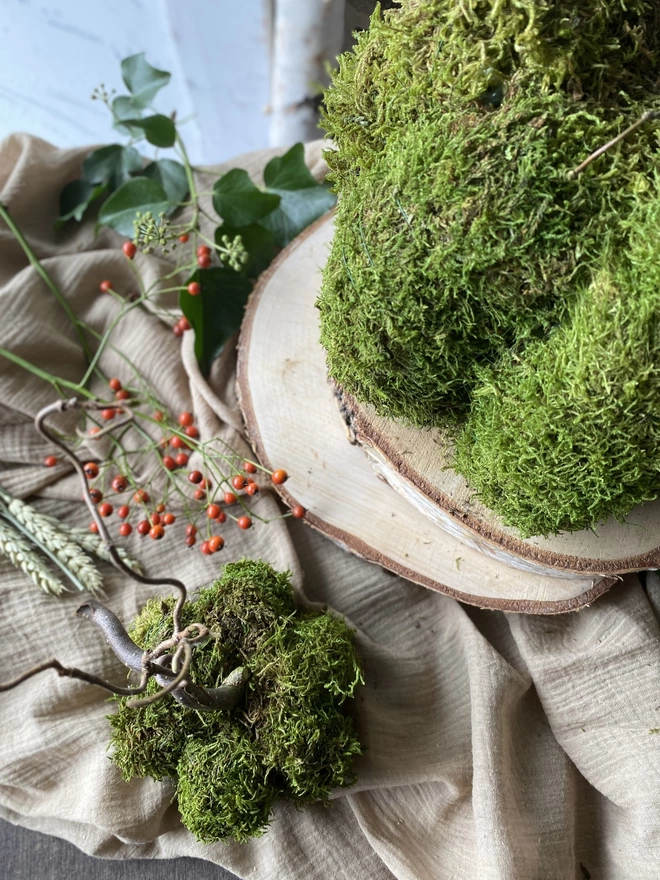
[1,133,660,880]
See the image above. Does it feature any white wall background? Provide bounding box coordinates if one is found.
[0,0,366,164]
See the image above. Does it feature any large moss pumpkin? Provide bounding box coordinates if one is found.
[318,0,660,536]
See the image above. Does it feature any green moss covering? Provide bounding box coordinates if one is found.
[455,203,660,536]
[108,560,363,843]
[318,0,660,534]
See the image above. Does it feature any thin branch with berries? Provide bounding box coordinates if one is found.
[1,397,248,712]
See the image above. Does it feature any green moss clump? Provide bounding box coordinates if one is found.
[317,0,660,534]
[108,560,363,843]
[455,204,660,536]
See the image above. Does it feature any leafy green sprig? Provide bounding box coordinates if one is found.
[58,52,335,375]
[0,52,329,555]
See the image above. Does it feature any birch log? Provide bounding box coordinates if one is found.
[269,0,345,146]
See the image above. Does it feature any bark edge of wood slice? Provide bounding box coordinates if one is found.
[237,212,621,613]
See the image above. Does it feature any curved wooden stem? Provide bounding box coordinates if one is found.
[0,397,249,713]
[0,659,150,698]
[34,397,187,634]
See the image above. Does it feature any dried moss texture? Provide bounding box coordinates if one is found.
[318,0,660,534]
[109,561,363,843]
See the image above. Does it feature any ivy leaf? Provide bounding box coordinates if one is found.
[121,53,171,108]
[260,143,336,247]
[216,223,275,278]
[120,115,176,148]
[112,95,141,135]
[82,144,143,191]
[212,169,280,227]
[98,177,170,237]
[56,179,108,228]
[180,268,252,375]
[260,185,336,248]
[263,143,319,191]
[143,159,189,204]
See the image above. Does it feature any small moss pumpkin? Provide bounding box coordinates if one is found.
[109,561,363,843]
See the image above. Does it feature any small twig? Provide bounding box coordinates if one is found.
[568,110,660,179]
[127,642,192,708]
[0,203,95,366]
[0,659,150,697]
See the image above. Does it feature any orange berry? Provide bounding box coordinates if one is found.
[122,242,137,259]
[89,488,103,504]
[237,516,252,530]
[224,491,237,505]
[137,520,150,536]
[98,502,113,517]
[215,509,227,524]
[162,455,176,471]
[179,233,189,243]
[187,282,201,296]
[89,427,101,435]
[171,435,187,449]
[244,461,257,474]
[119,522,132,537]
[83,462,99,479]
[207,504,221,519]
[185,425,199,439]
[134,489,149,503]
[179,316,191,331]
[179,411,194,427]
[154,411,164,422]
[188,470,203,484]
[232,475,247,491]
[44,455,58,467]
[150,524,165,540]
[208,535,224,552]
[109,378,122,392]
[117,505,130,519]
[291,505,306,519]
[115,389,130,401]
[156,503,166,513]
[271,469,288,485]
[197,245,211,257]
[150,513,161,526]
[201,541,212,555]
[101,408,116,421]
[173,324,184,338]
[194,488,206,501]
[245,482,259,496]
[99,280,112,293]
[89,522,99,534]
[186,524,197,536]
[175,453,189,467]
[162,513,175,525]
[111,475,128,492]
[185,534,196,546]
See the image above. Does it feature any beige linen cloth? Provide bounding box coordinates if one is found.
[1,133,660,880]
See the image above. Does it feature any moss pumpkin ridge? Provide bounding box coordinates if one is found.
[318,0,660,535]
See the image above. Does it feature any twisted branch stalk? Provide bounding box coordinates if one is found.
[0,398,247,713]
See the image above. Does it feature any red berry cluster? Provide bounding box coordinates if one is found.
[68,377,306,557]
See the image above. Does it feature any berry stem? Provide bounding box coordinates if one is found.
[0,203,96,369]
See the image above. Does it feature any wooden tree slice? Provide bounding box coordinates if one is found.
[237,213,617,613]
